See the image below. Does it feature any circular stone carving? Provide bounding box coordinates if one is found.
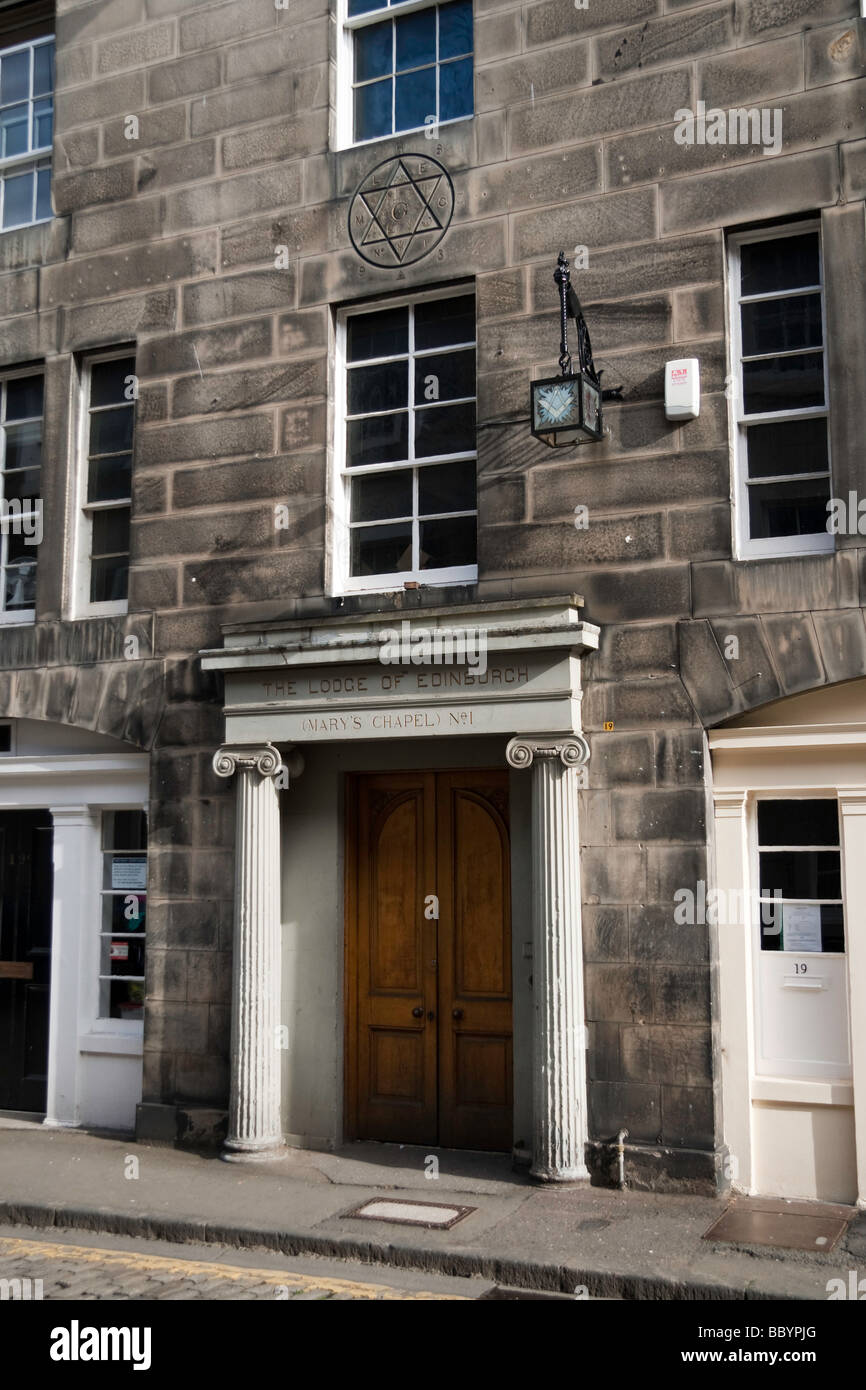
[560,735,590,768]
[348,154,454,268]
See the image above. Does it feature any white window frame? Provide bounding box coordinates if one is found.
[0,363,43,627]
[95,806,147,1031]
[727,220,833,561]
[335,0,473,152]
[0,33,54,232]
[331,284,478,595]
[71,348,136,619]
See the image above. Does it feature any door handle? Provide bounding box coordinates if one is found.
[427,1010,435,1021]
[412,1006,424,1018]
[452,1008,464,1020]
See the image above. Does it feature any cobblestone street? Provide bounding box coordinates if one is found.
[0,1231,471,1301]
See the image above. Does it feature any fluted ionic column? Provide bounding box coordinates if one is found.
[213,743,302,1162]
[507,734,590,1182]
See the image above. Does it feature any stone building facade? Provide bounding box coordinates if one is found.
[0,0,864,1202]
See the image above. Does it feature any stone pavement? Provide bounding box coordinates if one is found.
[1,1119,864,1300]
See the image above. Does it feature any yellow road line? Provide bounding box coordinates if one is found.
[0,1236,467,1300]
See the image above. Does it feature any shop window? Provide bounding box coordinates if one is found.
[338,0,472,148]
[334,288,477,592]
[99,810,147,1022]
[0,367,43,624]
[728,222,833,559]
[0,32,53,231]
[75,351,136,615]
[757,798,844,954]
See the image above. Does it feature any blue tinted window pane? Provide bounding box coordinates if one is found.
[33,98,52,149]
[395,9,435,72]
[0,104,29,158]
[355,78,392,141]
[35,165,51,221]
[355,20,392,82]
[348,0,387,14]
[439,57,472,122]
[2,170,33,229]
[1,49,30,105]
[395,65,435,132]
[439,0,473,59]
[33,43,54,97]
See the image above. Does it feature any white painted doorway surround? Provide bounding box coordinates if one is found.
[0,718,149,1131]
[710,679,866,1207]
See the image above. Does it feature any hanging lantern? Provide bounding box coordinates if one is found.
[530,250,605,446]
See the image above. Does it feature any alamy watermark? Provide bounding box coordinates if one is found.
[378,620,488,676]
[674,881,782,931]
[0,497,42,546]
[674,101,782,156]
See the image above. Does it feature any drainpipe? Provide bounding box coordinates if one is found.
[616,1128,629,1190]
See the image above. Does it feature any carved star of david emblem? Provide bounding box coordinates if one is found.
[349,154,454,268]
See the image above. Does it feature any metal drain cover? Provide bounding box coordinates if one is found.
[344,1198,475,1229]
[703,1198,852,1252]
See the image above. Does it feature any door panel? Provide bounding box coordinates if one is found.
[0,810,53,1112]
[438,773,512,1151]
[348,769,512,1151]
[355,774,437,1144]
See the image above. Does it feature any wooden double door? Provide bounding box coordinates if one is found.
[0,810,53,1112]
[347,770,513,1152]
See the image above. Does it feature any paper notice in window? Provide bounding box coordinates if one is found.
[783,904,823,953]
[111,856,147,891]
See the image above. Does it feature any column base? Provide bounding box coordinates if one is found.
[221,1136,287,1164]
[530,1162,591,1184]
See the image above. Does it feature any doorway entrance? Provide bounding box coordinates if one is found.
[346,769,512,1151]
[0,809,53,1112]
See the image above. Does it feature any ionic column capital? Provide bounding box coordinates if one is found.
[213,743,304,783]
[506,733,590,770]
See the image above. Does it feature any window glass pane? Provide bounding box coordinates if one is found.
[395,9,435,71]
[741,293,821,357]
[349,0,386,14]
[103,810,148,851]
[347,306,408,362]
[351,468,412,522]
[99,934,146,978]
[742,351,824,414]
[7,526,39,563]
[88,452,132,504]
[414,348,475,405]
[99,979,144,1020]
[32,96,52,148]
[758,800,839,846]
[420,515,476,568]
[4,558,36,609]
[348,412,408,467]
[348,359,408,415]
[89,404,134,456]
[91,506,130,558]
[351,521,412,576]
[0,49,30,105]
[5,374,43,420]
[90,358,135,407]
[35,163,51,220]
[439,56,473,121]
[355,19,392,82]
[745,417,828,480]
[415,400,475,457]
[4,466,41,503]
[740,233,819,296]
[414,294,474,350]
[33,43,54,98]
[395,65,435,132]
[90,554,129,604]
[439,0,473,58]
[747,477,831,539]
[4,420,42,471]
[2,168,32,226]
[759,850,841,900]
[0,104,29,158]
[355,77,392,141]
[761,903,844,954]
[418,460,476,515]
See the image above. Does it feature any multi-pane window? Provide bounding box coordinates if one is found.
[99,811,147,1022]
[757,800,844,954]
[337,291,477,589]
[729,223,832,557]
[0,370,42,622]
[348,0,472,144]
[0,35,53,231]
[80,353,135,608]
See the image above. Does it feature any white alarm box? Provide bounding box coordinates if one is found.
[665,358,700,420]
